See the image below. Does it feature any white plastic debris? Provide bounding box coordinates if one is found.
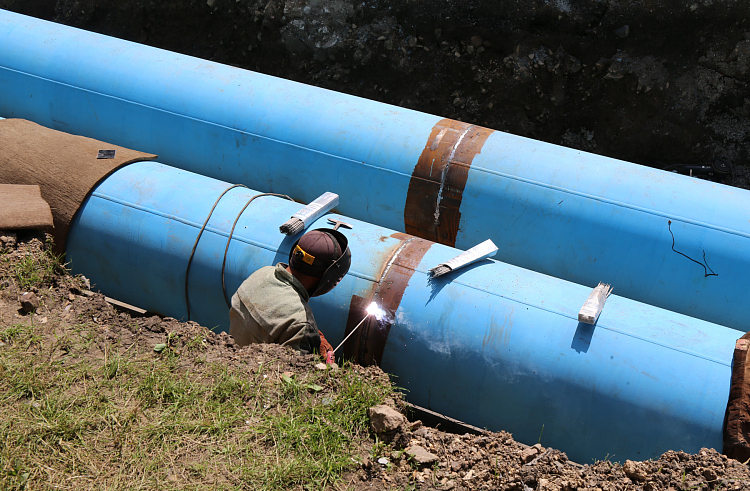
[429,239,498,277]
[578,283,613,325]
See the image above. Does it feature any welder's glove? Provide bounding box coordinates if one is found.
[319,330,334,364]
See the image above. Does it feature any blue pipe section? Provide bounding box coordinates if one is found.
[2,10,750,331]
[66,161,735,464]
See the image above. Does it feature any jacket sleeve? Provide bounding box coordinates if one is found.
[283,321,321,355]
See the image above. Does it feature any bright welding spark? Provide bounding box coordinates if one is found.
[366,302,386,321]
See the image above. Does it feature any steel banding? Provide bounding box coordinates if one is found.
[404,119,494,247]
[342,233,432,366]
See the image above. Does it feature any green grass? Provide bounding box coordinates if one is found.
[7,238,67,291]
[0,320,394,490]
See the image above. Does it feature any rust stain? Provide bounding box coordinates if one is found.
[342,232,432,366]
[404,119,494,247]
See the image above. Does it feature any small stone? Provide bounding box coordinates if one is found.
[68,293,76,301]
[604,68,624,80]
[368,405,407,434]
[703,468,718,481]
[38,316,48,324]
[520,446,540,463]
[405,445,438,465]
[19,292,39,313]
[314,362,327,370]
[614,25,630,39]
[450,461,462,472]
[470,35,483,47]
[206,0,216,7]
[413,426,431,438]
[623,460,648,481]
[466,45,475,55]
[384,39,393,50]
[443,480,456,490]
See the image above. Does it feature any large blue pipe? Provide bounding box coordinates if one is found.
[2,10,750,331]
[65,161,735,464]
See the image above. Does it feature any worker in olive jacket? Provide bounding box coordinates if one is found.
[229,228,351,355]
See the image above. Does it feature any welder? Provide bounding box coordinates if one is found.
[228,228,351,355]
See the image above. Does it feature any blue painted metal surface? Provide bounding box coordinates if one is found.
[66,161,735,463]
[2,10,750,331]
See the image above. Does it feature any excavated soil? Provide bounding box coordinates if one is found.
[2,0,749,187]
[3,234,750,489]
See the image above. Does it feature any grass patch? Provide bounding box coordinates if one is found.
[0,320,394,490]
[5,237,67,291]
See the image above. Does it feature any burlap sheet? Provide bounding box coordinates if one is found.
[0,119,156,250]
[0,184,54,230]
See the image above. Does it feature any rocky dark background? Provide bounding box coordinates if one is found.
[3,0,750,186]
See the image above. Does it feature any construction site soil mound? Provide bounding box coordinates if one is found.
[3,233,750,489]
[2,0,750,189]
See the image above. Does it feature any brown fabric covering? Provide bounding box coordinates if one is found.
[0,184,54,230]
[0,119,156,250]
[724,333,750,462]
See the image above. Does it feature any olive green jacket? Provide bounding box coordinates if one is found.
[229,263,320,354]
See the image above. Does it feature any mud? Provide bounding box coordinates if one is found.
[2,0,749,189]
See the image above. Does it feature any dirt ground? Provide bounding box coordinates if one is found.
[3,235,750,489]
[2,0,749,188]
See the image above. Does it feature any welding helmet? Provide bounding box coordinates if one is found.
[289,228,351,297]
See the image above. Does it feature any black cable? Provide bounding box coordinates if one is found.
[667,220,717,278]
[221,192,293,308]
[185,184,247,321]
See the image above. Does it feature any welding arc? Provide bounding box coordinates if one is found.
[332,312,371,354]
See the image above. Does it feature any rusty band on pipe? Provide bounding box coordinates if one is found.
[342,233,432,366]
[404,119,494,247]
